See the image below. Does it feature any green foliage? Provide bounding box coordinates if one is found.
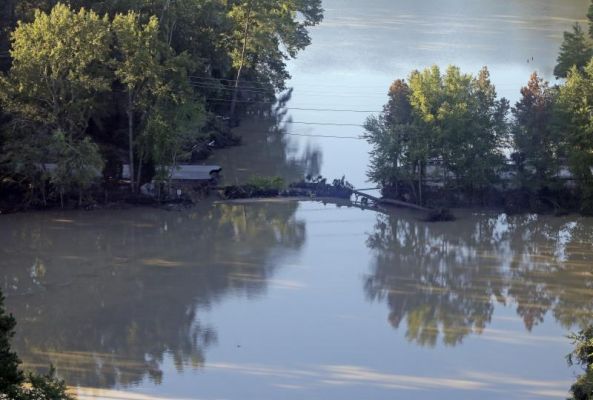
[0,1,324,204]
[146,99,206,182]
[364,79,415,188]
[0,290,73,400]
[226,0,324,87]
[511,72,561,192]
[0,292,22,398]
[568,326,593,400]
[556,63,593,213]
[48,131,104,205]
[223,176,285,199]
[0,129,52,205]
[246,176,285,191]
[554,23,593,79]
[112,11,206,188]
[3,3,111,137]
[588,0,593,39]
[366,65,509,203]
[0,3,110,203]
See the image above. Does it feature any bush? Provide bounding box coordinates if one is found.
[222,176,285,199]
[568,326,593,400]
[246,176,285,192]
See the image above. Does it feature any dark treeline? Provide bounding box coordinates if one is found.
[365,2,593,215]
[0,0,323,210]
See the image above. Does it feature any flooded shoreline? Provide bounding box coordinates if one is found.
[3,1,593,399]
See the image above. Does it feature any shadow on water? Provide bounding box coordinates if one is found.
[0,202,305,389]
[365,212,593,347]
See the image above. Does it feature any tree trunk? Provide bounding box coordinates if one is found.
[136,149,144,192]
[127,91,135,192]
[41,182,47,207]
[230,0,253,120]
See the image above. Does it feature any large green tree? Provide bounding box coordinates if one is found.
[556,63,593,213]
[554,23,593,79]
[112,11,205,191]
[511,72,561,193]
[112,12,166,192]
[0,3,109,203]
[366,66,508,204]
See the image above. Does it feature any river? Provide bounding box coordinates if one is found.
[3,1,593,399]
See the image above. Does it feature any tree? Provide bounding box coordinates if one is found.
[49,132,104,207]
[0,292,22,398]
[467,67,509,193]
[587,1,593,39]
[511,72,560,193]
[554,23,593,79]
[364,80,417,197]
[227,0,323,118]
[556,63,593,214]
[3,4,111,138]
[141,97,206,185]
[366,66,509,205]
[0,4,110,202]
[112,11,205,191]
[112,13,165,192]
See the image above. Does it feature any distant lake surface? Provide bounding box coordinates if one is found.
[4,1,593,399]
[212,0,590,188]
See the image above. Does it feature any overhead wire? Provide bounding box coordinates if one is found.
[283,121,365,127]
[189,76,397,96]
[201,97,381,112]
[283,132,365,140]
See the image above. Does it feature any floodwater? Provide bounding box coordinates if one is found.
[4,1,593,399]
[211,0,590,188]
[2,203,593,399]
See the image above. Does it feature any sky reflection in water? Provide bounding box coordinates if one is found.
[3,1,593,399]
[2,203,593,399]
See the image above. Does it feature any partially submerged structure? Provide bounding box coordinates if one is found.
[122,164,223,200]
[122,164,222,183]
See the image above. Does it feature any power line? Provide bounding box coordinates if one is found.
[283,132,365,140]
[189,75,395,90]
[283,121,365,127]
[205,97,277,104]
[189,81,271,94]
[203,97,381,112]
[287,106,380,113]
[190,80,390,97]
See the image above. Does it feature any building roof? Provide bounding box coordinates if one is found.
[122,164,222,181]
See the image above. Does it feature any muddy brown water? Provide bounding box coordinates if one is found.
[2,203,593,399]
[3,1,593,399]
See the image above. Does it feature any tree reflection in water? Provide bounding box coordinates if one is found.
[0,202,305,389]
[365,212,593,347]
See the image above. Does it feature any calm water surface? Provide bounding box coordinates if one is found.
[3,1,593,399]
[2,203,593,399]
